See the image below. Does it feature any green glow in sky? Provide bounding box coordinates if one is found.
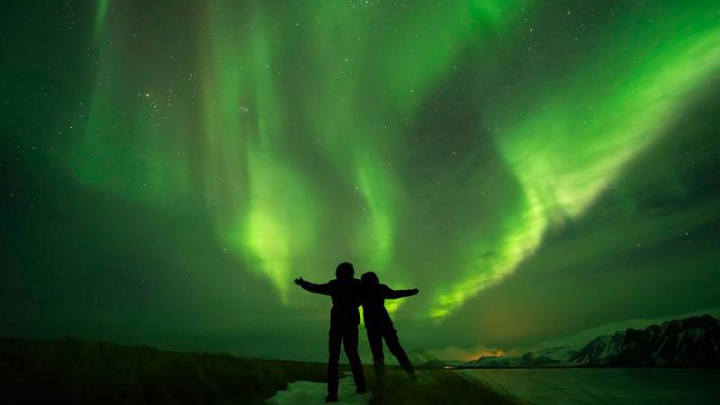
[62,0,720,325]
[430,5,720,317]
[93,0,110,40]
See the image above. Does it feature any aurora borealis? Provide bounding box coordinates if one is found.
[1,0,720,360]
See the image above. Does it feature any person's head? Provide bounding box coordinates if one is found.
[360,271,380,285]
[335,262,355,279]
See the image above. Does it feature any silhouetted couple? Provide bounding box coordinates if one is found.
[294,262,418,403]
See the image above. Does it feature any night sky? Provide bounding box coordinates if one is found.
[1,0,720,361]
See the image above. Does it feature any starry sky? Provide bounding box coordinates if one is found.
[1,0,720,361]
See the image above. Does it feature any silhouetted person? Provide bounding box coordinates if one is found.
[295,262,366,403]
[360,271,418,385]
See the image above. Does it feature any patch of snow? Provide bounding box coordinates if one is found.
[266,376,372,405]
[687,327,705,341]
[535,347,575,361]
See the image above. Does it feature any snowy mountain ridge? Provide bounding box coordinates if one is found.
[466,314,720,368]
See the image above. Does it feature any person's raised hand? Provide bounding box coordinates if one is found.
[294,277,305,285]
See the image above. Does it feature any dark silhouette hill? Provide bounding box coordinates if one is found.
[0,337,519,405]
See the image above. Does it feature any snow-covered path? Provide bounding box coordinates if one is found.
[266,376,372,405]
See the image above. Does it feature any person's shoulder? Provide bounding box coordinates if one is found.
[346,278,362,288]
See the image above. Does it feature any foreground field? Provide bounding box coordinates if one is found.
[0,337,519,405]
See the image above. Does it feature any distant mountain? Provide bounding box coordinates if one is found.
[471,346,576,368]
[466,315,720,368]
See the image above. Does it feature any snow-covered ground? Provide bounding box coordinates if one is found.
[266,376,372,405]
[458,369,720,405]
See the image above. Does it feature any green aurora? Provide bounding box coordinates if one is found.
[1,0,720,360]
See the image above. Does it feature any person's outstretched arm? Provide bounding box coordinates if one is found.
[294,277,332,295]
[382,285,419,299]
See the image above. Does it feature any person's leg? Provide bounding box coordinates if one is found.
[327,327,342,401]
[342,325,366,392]
[366,328,386,385]
[383,328,416,380]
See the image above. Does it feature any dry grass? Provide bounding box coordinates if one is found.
[367,370,523,405]
[0,337,520,405]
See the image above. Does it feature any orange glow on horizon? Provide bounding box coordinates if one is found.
[461,348,505,362]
